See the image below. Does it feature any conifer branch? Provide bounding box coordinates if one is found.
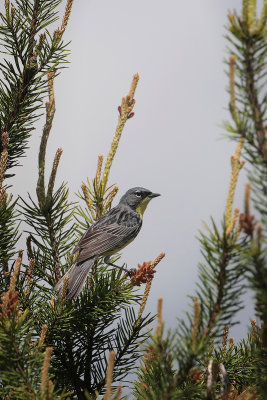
[172,137,247,385]
[47,147,63,200]
[225,138,245,228]
[95,154,104,187]
[102,73,139,190]
[37,71,56,208]
[60,0,75,35]
[226,3,267,395]
[244,36,267,163]
[0,0,72,175]
[26,0,40,62]
[78,74,139,229]
[65,335,85,400]
[0,131,20,271]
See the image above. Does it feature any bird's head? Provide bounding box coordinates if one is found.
[119,187,160,216]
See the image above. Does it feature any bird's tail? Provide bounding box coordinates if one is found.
[55,258,95,299]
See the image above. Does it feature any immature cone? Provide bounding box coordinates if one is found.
[189,367,204,384]
[137,253,165,322]
[239,213,256,235]
[239,183,256,235]
[130,261,156,286]
[0,291,19,319]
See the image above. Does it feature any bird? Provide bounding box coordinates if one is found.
[55,187,160,299]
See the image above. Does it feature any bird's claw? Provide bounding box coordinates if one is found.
[128,268,137,277]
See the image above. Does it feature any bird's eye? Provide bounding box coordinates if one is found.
[135,191,141,197]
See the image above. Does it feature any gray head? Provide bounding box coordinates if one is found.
[119,187,160,215]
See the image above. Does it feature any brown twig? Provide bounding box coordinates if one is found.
[26,258,35,297]
[26,236,34,260]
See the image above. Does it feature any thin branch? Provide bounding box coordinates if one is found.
[36,71,56,208]
[245,39,267,163]
[102,73,139,190]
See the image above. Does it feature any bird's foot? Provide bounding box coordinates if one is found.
[128,268,137,277]
[104,256,132,276]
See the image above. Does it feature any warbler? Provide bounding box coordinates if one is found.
[55,187,160,298]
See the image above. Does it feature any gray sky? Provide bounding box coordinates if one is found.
[13,0,258,341]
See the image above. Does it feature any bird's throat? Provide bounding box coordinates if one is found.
[136,197,151,217]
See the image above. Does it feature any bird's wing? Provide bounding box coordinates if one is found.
[74,207,142,263]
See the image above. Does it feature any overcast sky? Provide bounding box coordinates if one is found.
[12,0,259,341]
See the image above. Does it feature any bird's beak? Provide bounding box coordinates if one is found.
[148,192,161,198]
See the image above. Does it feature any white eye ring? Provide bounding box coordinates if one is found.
[135,192,141,197]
